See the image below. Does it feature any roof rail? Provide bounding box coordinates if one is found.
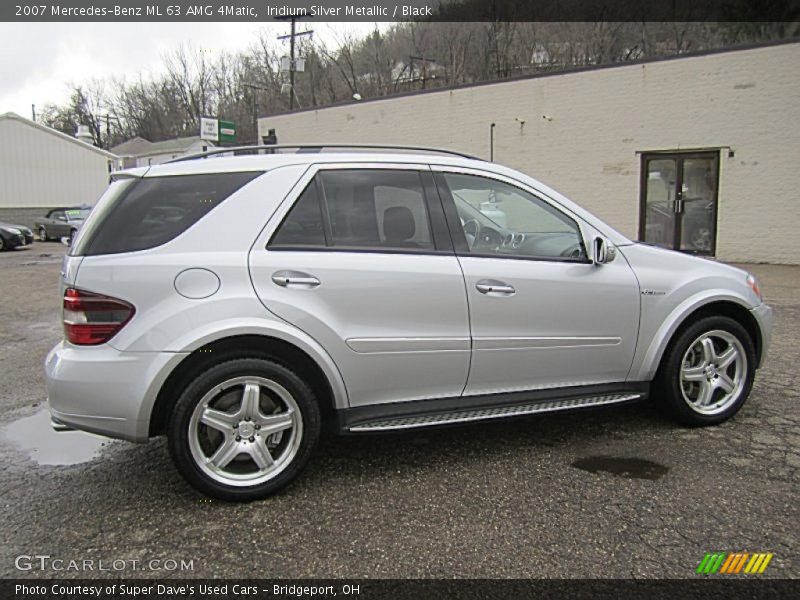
[166,143,483,163]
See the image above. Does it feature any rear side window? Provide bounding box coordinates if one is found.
[72,172,260,256]
[270,181,326,247]
[322,170,433,249]
[270,169,434,251]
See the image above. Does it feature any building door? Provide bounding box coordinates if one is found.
[639,151,720,255]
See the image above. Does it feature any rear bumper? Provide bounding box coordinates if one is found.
[45,341,187,442]
[2,232,30,248]
[750,303,773,368]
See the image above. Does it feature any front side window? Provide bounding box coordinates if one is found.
[441,173,586,261]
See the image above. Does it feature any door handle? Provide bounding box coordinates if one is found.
[476,279,515,296]
[272,270,321,288]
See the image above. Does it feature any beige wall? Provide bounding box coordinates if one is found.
[260,42,800,264]
[0,117,112,209]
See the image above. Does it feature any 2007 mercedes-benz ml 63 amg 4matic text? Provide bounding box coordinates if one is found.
[45,145,773,500]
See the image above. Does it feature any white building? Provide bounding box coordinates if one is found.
[259,40,800,265]
[0,112,116,227]
[110,136,214,168]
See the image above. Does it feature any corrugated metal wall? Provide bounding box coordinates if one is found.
[0,117,111,210]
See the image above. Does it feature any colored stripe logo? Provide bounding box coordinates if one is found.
[696,552,774,574]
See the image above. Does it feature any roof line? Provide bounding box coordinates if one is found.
[167,143,482,163]
[0,112,118,159]
[262,37,800,119]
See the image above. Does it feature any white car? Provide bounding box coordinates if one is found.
[46,145,772,500]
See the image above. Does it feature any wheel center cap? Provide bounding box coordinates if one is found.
[704,364,717,378]
[239,422,255,438]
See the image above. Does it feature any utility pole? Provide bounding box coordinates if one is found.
[276,17,312,110]
[242,82,270,143]
[96,113,119,149]
[31,104,36,122]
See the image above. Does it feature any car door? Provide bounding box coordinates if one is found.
[432,167,641,396]
[50,210,68,236]
[249,164,471,408]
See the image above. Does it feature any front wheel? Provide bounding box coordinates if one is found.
[38,227,48,242]
[168,358,321,501]
[655,315,756,426]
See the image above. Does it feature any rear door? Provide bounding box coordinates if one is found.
[249,163,471,408]
[50,210,68,236]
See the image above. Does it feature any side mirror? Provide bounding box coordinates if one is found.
[593,236,616,265]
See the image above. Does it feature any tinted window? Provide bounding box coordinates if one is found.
[319,170,433,250]
[72,172,260,256]
[443,173,586,261]
[269,181,326,247]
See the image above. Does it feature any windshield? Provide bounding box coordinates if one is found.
[65,208,91,221]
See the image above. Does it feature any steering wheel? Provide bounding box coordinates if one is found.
[560,243,585,259]
[462,219,481,248]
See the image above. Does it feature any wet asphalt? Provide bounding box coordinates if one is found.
[0,243,797,579]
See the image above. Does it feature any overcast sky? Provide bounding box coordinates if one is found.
[0,22,380,118]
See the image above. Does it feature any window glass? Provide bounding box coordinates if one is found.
[319,170,433,250]
[270,181,326,247]
[443,173,586,260]
[72,172,260,256]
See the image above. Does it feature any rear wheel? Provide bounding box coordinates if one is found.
[167,358,321,501]
[655,315,756,426]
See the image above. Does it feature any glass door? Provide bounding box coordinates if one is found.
[639,151,719,255]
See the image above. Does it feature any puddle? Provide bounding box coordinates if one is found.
[571,455,669,480]
[0,409,107,466]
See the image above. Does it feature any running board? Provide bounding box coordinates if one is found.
[347,392,644,432]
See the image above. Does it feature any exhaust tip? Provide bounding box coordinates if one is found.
[50,417,73,432]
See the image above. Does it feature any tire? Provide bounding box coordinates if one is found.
[0,236,5,251]
[167,358,321,501]
[38,227,48,242]
[654,315,756,426]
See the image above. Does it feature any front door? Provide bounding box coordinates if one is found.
[433,167,641,397]
[639,151,720,255]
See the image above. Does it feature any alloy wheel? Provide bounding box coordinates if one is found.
[187,376,302,487]
[679,330,747,415]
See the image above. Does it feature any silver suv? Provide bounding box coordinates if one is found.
[46,145,773,500]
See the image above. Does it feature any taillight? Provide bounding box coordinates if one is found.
[63,288,135,345]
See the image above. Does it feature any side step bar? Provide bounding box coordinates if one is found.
[348,392,644,432]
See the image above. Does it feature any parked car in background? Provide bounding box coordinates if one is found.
[0,221,34,251]
[46,145,772,501]
[35,206,91,244]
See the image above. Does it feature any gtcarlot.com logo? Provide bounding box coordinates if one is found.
[696,552,774,574]
[15,555,194,572]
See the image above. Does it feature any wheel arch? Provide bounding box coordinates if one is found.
[147,333,347,437]
[633,294,762,382]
